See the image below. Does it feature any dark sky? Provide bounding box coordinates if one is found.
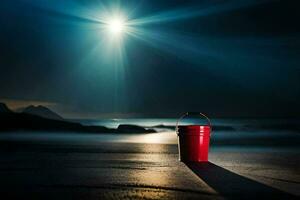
[0,0,299,118]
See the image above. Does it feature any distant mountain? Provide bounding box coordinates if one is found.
[0,112,156,134]
[0,103,12,113]
[0,104,157,134]
[22,105,63,120]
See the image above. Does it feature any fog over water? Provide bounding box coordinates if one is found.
[1,118,299,152]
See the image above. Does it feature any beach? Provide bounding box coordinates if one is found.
[0,132,299,199]
[1,0,299,198]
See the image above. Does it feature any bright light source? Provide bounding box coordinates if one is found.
[107,17,125,35]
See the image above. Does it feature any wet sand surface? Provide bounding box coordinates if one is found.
[0,142,299,199]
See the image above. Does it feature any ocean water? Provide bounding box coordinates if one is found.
[0,118,299,151]
[75,118,300,130]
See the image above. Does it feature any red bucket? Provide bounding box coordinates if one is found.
[176,112,212,162]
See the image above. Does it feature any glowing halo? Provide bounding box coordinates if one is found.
[107,17,125,34]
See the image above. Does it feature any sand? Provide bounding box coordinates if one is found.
[0,141,299,199]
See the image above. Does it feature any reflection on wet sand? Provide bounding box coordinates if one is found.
[116,131,177,144]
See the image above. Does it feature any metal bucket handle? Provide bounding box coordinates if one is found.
[175,112,212,135]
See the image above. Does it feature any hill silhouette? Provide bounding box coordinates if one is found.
[22,105,63,120]
[0,103,156,134]
[0,103,12,113]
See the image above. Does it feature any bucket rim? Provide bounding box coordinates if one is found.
[178,125,211,128]
[175,112,212,136]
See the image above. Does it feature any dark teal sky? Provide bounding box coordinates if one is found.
[0,0,299,118]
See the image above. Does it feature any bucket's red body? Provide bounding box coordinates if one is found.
[178,125,211,162]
